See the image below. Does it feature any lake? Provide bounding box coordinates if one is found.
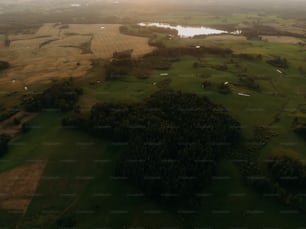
[138,22,241,38]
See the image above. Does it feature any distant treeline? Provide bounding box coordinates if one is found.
[144,46,233,58]
[242,25,306,40]
[267,56,289,69]
[63,90,241,203]
[119,25,178,37]
[103,47,266,81]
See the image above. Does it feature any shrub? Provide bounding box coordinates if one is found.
[0,134,11,157]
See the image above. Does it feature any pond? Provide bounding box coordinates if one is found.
[138,22,241,38]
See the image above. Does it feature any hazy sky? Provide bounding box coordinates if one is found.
[1,0,306,11]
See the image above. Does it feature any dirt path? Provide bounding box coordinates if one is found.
[0,160,47,212]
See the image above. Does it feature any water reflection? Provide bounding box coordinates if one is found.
[138,22,241,38]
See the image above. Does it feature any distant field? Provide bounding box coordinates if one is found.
[65,24,155,59]
[261,35,305,44]
[0,23,153,87]
[0,35,4,47]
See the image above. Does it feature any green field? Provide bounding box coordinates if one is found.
[2,39,306,227]
[10,41,306,227]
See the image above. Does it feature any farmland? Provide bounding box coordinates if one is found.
[1,0,306,228]
[0,23,153,86]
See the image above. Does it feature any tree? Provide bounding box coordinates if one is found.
[267,56,288,69]
[0,134,11,157]
[0,61,9,71]
[22,81,83,112]
[87,90,241,203]
[266,155,306,187]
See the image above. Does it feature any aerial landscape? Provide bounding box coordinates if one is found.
[1,0,306,228]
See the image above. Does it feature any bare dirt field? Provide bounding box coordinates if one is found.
[0,23,153,86]
[0,160,47,211]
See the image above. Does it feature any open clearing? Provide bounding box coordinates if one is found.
[0,23,153,86]
[0,160,47,211]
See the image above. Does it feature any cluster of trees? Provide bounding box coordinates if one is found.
[242,25,304,40]
[104,50,134,80]
[267,56,289,69]
[236,75,260,91]
[134,68,152,79]
[139,56,179,71]
[201,81,231,94]
[113,49,133,59]
[263,153,306,208]
[105,51,175,80]
[292,118,306,140]
[0,60,9,71]
[67,90,241,203]
[235,128,306,210]
[267,155,306,187]
[237,153,305,209]
[22,81,82,112]
[233,53,262,61]
[0,134,11,157]
[119,25,176,48]
[295,124,306,136]
[119,25,178,38]
[148,35,166,48]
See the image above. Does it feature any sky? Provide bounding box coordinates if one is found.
[1,0,306,11]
